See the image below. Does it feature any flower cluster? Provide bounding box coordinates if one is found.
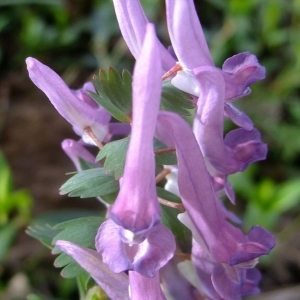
[26,0,275,299]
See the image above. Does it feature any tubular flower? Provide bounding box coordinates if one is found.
[96,219,175,277]
[26,58,111,144]
[192,67,267,174]
[129,271,166,300]
[160,258,200,300]
[55,240,130,300]
[109,24,162,234]
[96,24,175,278]
[112,0,175,71]
[61,139,100,171]
[165,0,265,102]
[156,111,275,265]
[192,240,262,300]
[163,0,266,175]
[156,111,274,298]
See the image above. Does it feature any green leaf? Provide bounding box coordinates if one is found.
[101,191,118,205]
[96,138,130,179]
[26,210,101,249]
[156,187,189,241]
[97,138,177,180]
[53,217,102,249]
[90,69,193,124]
[60,168,119,198]
[154,139,177,165]
[91,68,132,123]
[52,216,103,279]
[157,187,181,203]
[0,223,18,263]
[59,260,84,278]
[161,80,194,117]
[78,158,98,171]
[26,223,60,249]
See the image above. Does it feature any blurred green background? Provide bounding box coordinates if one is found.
[1,0,300,299]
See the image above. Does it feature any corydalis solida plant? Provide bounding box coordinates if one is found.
[26,0,275,299]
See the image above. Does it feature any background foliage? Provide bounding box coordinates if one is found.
[1,0,300,299]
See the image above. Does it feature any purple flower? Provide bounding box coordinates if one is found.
[61,139,100,171]
[96,24,176,278]
[165,0,213,69]
[129,271,166,300]
[55,240,130,300]
[61,139,110,207]
[222,52,266,101]
[192,240,261,300]
[156,111,274,298]
[112,0,175,71]
[164,0,266,176]
[160,258,200,299]
[73,82,99,109]
[156,111,275,265]
[165,0,265,102]
[26,58,111,145]
[109,24,162,234]
[96,219,175,277]
[191,67,267,174]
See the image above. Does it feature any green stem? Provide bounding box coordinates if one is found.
[76,274,87,300]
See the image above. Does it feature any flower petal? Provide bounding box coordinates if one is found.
[26,58,110,142]
[224,103,254,130]
[112,0,175,71]
[157,111,275,265]
[110,24,162,233]
[61,139,99,171]
[55,240,130,300]
[129,271,166,300]
[166,0,213,69]
[160,258,198,300]
[192,67,266,174]
[224,128,267,172]
[96,219,175,277]
[222,52,266,101]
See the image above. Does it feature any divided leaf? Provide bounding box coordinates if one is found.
[96,138,130,179]
[60,168,119,198]
[91,68,132,123]
[26,224,60,249]
[78,158,99,171]
[52,216,103,279]
[161,80,194,116]
[90,68,194,125]
[96,137,177,180]
[26,210,102,249]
